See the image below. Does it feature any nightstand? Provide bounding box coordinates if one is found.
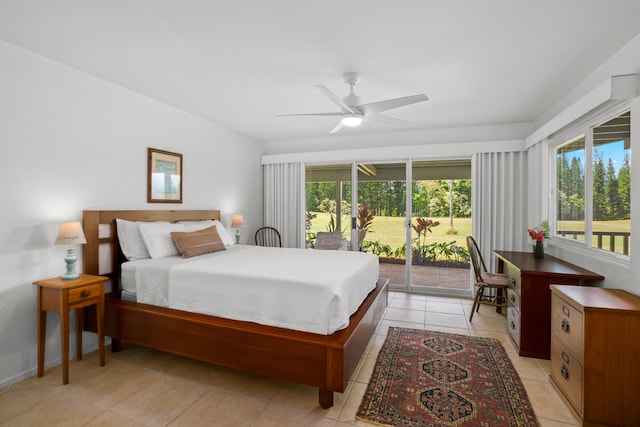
[33,274,107,384]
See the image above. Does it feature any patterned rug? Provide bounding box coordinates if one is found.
[357,327,538,426]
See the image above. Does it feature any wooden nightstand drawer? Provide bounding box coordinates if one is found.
[68,283,102,306]
[551,335,583,414]
[551,294,583,360]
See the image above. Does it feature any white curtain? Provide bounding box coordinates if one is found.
[526,139,549,234]
[263,162,304,248]
[472,151,528,272]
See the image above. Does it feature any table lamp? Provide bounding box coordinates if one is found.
[231,214,244,244]
[54,222,87,280]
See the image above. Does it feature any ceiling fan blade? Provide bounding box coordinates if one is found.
[276,112,342,117]
[367,113,411,126]
[329,121,344,134]
[358,94,428,115]
[315,85,355,114]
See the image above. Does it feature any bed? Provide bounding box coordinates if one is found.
[82,209,388,408]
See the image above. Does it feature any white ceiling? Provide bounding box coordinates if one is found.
[2,1,640,143]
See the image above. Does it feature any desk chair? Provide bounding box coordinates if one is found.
[466,235,509,321]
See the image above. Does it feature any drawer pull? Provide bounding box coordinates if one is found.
[80,290,91,298]
[510,321,516,330]
[562,305,571,317]
[561,351,570,364]
[510,294,516,303]
[511,279,516,286]
[560,365,569,380]
[561,318,570,333]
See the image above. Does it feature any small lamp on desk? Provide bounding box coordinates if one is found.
[54,222,87,280]
[231,214,244,244]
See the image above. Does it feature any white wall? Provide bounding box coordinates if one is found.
[534,34,640,130]
[0,41,264,387]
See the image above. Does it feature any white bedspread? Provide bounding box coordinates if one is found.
[121,245,379,335]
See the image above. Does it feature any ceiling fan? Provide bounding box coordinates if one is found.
[279,72,429,134]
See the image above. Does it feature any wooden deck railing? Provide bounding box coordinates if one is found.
[557,230,630,255]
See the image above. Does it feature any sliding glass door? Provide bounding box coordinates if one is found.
[356,162,408,287]
[410,160,472,294]
[305,159,472,294]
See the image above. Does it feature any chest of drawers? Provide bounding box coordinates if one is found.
[550,285,640,426]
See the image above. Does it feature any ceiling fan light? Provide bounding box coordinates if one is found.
[341,114,363,127]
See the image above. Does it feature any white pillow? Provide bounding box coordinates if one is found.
[212,220,235,246]
[116,219,157,260]
[179,220,215,231]
[138,222,186,258]
[177,219,235,246]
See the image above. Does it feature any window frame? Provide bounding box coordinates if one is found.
[548,102,631,262]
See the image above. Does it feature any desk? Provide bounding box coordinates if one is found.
[493,251,603,359]
[33,274,107,384]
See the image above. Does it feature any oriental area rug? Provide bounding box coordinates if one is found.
[357,327,538,427]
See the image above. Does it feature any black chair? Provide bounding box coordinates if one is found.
[466,235,508,321]
[254,226,282,247]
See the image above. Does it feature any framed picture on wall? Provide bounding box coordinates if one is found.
[147,148,182,203]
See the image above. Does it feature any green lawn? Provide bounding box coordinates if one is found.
[308,215,631,256]
[557,219,631,233]
[307,212,472,250]
[556,219,631,255]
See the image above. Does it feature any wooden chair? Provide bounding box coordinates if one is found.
[254,226,282,247]
[466,235,508,321]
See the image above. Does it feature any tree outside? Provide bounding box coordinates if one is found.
[556,127,631,255]
[306,179,472,266]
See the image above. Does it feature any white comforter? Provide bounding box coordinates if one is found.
[121,245,379,335]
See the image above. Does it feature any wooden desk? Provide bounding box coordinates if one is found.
[493,251,603,359]
[33,274,107,384]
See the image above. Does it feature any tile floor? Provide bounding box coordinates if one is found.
[0,291,580,426]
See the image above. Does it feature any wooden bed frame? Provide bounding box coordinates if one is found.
[82,209,388,408]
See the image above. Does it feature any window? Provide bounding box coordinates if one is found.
[556,135,586,239]
[553,110,631,256]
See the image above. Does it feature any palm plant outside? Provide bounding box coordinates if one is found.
[412,218,440,264]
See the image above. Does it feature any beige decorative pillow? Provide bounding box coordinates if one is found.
[170,225,226,258]
[314,231,345,250]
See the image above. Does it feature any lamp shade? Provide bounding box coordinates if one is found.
[54,222,87,245]
[231,214,244,228]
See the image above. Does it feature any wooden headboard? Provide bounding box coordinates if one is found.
[82,210,221,286]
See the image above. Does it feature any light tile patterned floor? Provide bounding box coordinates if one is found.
[0,291,580,426]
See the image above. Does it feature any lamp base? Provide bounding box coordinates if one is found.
[61,246,79,280]
[235,229,241,244]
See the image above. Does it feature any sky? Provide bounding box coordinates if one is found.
[561,139,629,175]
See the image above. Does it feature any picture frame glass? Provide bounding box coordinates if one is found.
[148,148,182,203]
